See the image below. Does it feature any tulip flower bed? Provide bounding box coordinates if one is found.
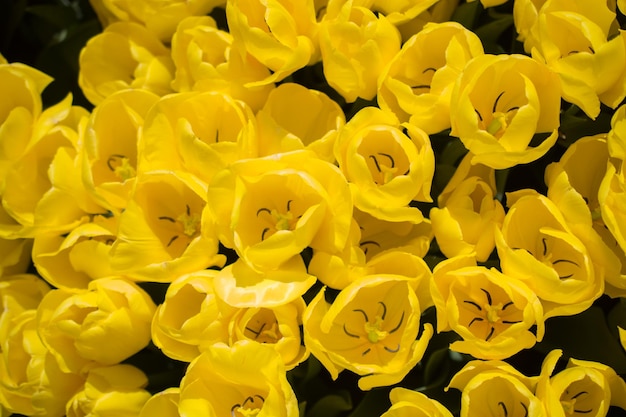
[2,0,626,416]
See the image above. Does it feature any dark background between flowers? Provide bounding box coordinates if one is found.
[2,0,626,416]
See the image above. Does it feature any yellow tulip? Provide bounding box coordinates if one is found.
[319,0,401,102]
[228,297,309,370]
[82,89,160,211]
[66,364,151,417]
[138,91,254,188]
[358,0,440,26]
[109,171,225,282]
[170,16,274,111]
[0,310,84,417]
[381,387,453,417]
[151,270,231,362]
[431,254,544,360]
[536,349,626,417]
[303,274,433,390]
[213,256,317,307]
[139,388,181,417]
[449,54,561,169]
[207,150,352,271]
[178,341,299,417]
[79,21,174,105]
[0,274,50,338]
[496,191,604,319]
[334,106,434,221]
[448,360,547,417]
[430,159,505,262]
[88,0,225,41]
[1,93,90,237]
[226,0,319,85]
[253,83,345,161]
[545,135,626,297]
[530,1,626,119]
[378,21,484,134]
[466,0,507,7]
[32,213,118,290]
[36,277,156,374]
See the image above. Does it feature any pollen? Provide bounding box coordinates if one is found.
[365,316,389,343]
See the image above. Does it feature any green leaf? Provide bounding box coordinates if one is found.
[451,1,483,30]
[307,391,353,417]
[346,388,391,417]
[25,4,76,31]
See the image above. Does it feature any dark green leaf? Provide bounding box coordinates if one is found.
[306,391,353,417]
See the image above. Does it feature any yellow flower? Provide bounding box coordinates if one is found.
[318,0,401,103]
[334,107,434,221]
[512,0,545,52]
[79,21,174,106]
[536,349,626,417]
[545,135,626,297]
[151,270,230,362]
[496,191,604,319]
[226,0,319,85]
[1,94,90,237]
[89,0,225,41]
[139,388,181,417]
[82,89,160,211]
[431,254,544,360]
[170,16,274,111]
[447,359,546,417]
[229,297,309,370]
[303,274,433,390]
[66,364,151,417]
[207,150,352,271]
[0,274,50,335]
[253,83,345,161]
[179,341,299,417]
[381,387,453,417]
[0,310,84,417]
[212,256,317,307]
[466,0,507,7]
[109,171,225,282]
[431,156,505,262]
[378,21,484,134]
[36,277,156,374]
[449,54,561,169]
[32,212,118,290]
[138,91,255,188]
[530,1,626,119]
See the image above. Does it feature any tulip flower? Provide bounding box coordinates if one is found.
[431,254,544,360]
[78,22,174,105]
[36,277,156,374]
[178,341,299,417]
[449,54,561,169]
[381,387,453,417]
[65,364,151,417]
[378,21,483,134]
[303,274,433,390]
[139,388,181,417]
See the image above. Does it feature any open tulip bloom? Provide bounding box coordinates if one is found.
[3,0,626,416]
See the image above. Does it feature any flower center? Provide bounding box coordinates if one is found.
[272,209,294,231]
[107,154,136,181]
[231,395,265,417]
[364,316,388,343]
[176,210,201,237]
[487,112,510,137]
[485,302,504,324]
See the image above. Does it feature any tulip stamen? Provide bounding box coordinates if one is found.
[232,395,265,417]
[167,235,178,247]
[486,326,495,341]
[521,402,528,417]
[360,240,380,255]
[159,216,176,222]
[502,301,514,310]
[261,227,270,241]
[369,153,399,184]
[388,311,405,334]
[498,401,508,417]
[379,301,387,320]
[106,154,136,180]
[481,288,493,305]
[384,344,400,353]
[469,317,484,327]
[354,309,369,322]
[572,391,588,399]
[362,348,371,355]
[475,109,484,122]
[493,92,505,113]
[464,300,482,311]
[257,208,271,217]
[343,324,360,339]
